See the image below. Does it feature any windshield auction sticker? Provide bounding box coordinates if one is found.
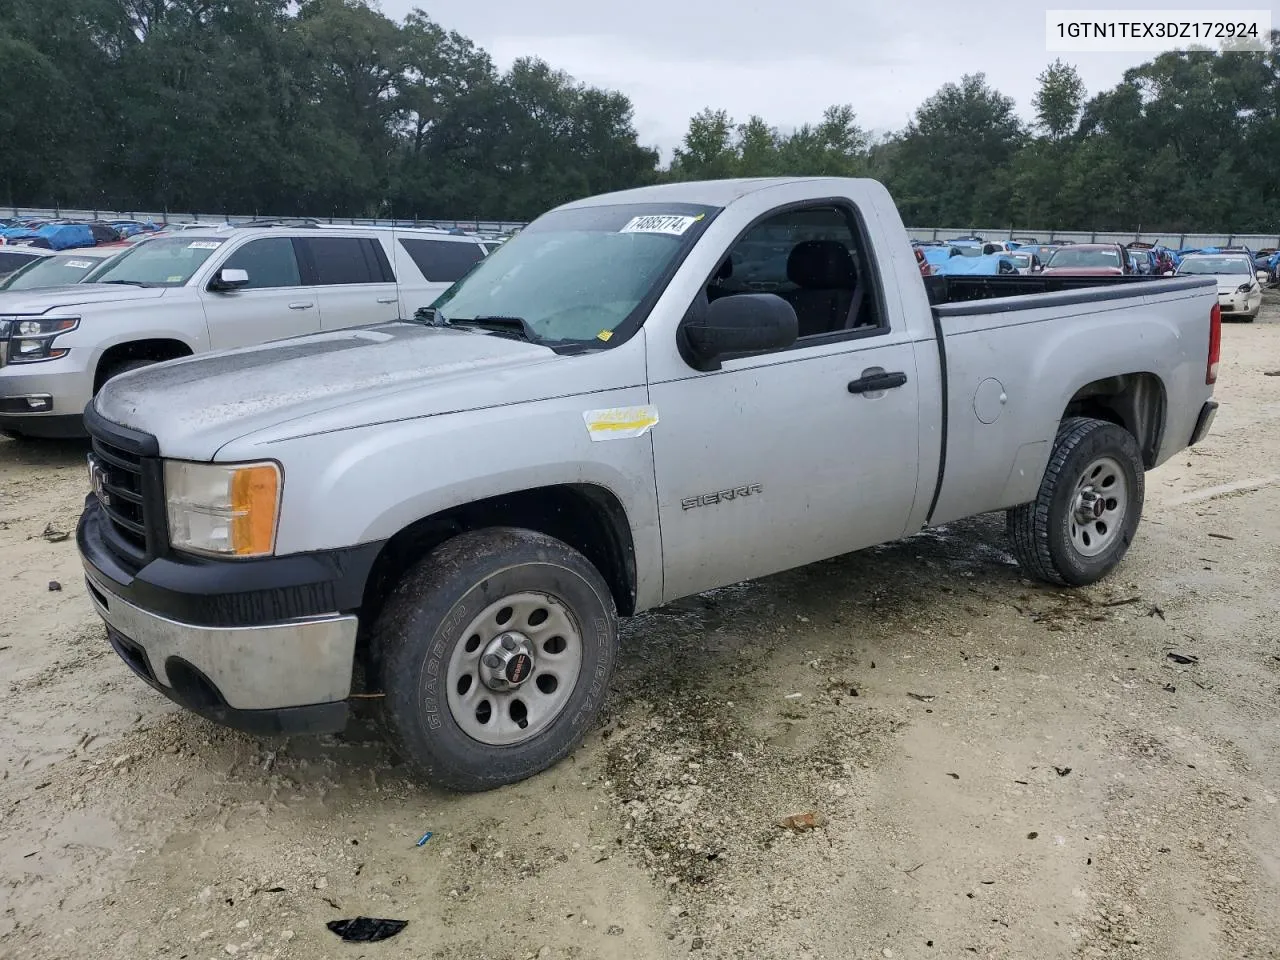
[620,214,703,236]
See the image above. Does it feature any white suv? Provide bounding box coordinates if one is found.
[0,224,489,437]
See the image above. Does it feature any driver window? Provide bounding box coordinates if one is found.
[706,205,881,338]
[218,238,301,289]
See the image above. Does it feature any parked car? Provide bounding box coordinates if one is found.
[75,176,1219,791]
[935,253,1020,275]
[914,246,934,276]
[1176,252,1263,320]
[0,224,492,437]
[1009,251,1043,275]
[1011,236,1039,246]
[1023,244,1059,261]
[0,243,131,291]
[1042,243,1136,276]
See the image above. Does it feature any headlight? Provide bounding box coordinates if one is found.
[164,460,281,558]
[3,315,79,362]
[1236,282,1253,293]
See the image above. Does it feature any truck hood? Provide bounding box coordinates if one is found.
[0,282,168,314]
[94,322,572,459]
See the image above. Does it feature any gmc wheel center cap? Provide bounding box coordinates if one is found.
[505,654,533,685]
[479,633,536,690]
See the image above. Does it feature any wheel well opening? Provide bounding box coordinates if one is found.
[358,483,638,656]
[1063,373,1166,468]
[94,339,192,392]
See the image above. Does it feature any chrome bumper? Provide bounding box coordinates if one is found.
[85,568,358,712]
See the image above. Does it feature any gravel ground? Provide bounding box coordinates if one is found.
[2,298,1278,960]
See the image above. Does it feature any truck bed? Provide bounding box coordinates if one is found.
[924,274,1187,308]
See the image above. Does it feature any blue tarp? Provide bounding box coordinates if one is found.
[110,220,158,237]
[935,253,1017,276]
[34,223,95,250]
[922,247,956,266]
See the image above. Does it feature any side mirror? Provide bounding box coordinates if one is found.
[679,293,798,371]
[1257,270,1270,283]
[210,267,249,291]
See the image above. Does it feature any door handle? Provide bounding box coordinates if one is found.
[376,296,398,304]
[288,302,314,310]
[848,371,908,394]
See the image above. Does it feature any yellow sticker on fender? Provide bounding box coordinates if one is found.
[583,405,659,441]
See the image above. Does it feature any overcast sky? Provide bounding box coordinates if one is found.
[379,0,1235,158]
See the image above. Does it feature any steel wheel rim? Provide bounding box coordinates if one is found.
[1069,455,1128,558]
[445,591,584,746]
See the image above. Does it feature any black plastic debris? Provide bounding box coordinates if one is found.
[1054,767,1072,777]
[1147,605,1165,621]
[906,692,936,703]
[48,580,62,592]
[41,523,70,543]
[1163,683,1176,693]
[327,917,408,943]
[1167,652,1199,665]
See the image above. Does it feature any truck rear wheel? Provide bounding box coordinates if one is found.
[1006,417,1145,586]
[372,527,618,792]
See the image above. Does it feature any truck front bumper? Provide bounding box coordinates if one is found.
[78,497,383,736]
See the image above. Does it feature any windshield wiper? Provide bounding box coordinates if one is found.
[101,279,151,287]
[444,315,539,343]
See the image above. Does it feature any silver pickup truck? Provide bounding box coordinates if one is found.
[76,177,1221,791]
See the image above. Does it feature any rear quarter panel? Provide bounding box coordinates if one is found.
[928,278,1215,526]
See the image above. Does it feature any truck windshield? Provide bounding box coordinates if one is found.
[1046,248,1119,268]
[84,236,227,287]
[1177,257,1253,276]
[430,202,717,345]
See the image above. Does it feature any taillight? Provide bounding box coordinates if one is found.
[1206,303,1221,385]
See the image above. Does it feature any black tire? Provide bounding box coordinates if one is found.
[1006,417,1145,586]
[95,357,157,393]
[373,527,618,792]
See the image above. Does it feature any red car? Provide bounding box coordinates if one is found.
[1041,243,1136,277]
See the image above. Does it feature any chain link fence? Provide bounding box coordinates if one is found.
[6,207,1277,249]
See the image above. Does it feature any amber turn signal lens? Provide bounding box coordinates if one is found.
[230,464,280,556]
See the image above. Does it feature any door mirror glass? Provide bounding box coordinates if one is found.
[680,293,798,371]
[210,267,250,291]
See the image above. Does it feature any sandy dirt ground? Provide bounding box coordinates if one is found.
[2,299,1279,960]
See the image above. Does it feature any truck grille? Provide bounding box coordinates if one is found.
[84,409,163,570]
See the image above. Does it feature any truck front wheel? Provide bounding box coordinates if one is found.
[372,527,619,792]
[1006,417,1145,586]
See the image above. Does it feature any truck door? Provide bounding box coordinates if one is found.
[200,237,320,350]
[648,201,923,602]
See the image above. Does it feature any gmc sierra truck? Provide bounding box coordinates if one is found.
[76,177,1221,791]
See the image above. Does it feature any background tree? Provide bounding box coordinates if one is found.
[1033,59,1085,140]
[1,4,1278,231]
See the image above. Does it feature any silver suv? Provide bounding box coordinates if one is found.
[0,223,489,437]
